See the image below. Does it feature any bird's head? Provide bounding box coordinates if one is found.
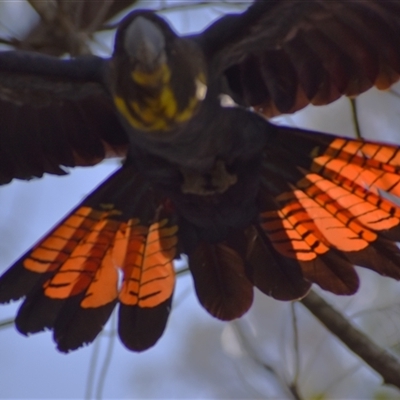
[110,11,208,134]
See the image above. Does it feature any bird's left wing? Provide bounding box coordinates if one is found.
[198,0,400,116]
[0,51,129,184]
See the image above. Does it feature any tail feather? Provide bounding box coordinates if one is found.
[257,186,360,295]
[256,126,400,294]
[3,124,400,351]
[245,225,311,300]
[347,236,400,278]
[188,240,253,321]
[0,165,179,352]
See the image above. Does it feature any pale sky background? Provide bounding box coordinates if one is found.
[1,1,400,399]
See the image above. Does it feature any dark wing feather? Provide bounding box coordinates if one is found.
[0,51,128,184]
[199,0,400,116]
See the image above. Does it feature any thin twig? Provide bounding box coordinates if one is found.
[232,320,303,400]
[157,0,245,14]
[99,0,241,31]
[95,311,117,400]
[0,318,14,329]
[27,0,57,23]
[290,302,300,387]
[349,98,362,139]
[85,0,114,34]
[300,290,400,389]
[0,37,19,47]
[176,266,190,276]
[85,335,102,400]
[389,89,400,99]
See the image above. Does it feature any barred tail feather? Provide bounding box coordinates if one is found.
[0,165,179,352]
[255,126,400,295]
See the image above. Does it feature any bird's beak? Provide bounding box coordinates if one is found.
[124,16,167,73]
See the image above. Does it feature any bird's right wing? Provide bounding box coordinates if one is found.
[0,165,178,352]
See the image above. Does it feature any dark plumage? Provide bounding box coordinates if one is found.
[0,1,400,352]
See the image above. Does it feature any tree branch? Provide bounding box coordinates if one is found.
[301,290,400,389]
[0,318,14,329]
[27,0,57,23]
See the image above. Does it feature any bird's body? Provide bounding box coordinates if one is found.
[1,1,400,352]
[126,102,269,239]
[108,12,274,241]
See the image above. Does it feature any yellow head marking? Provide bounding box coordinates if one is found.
[114,65,207,131]
[131,63,171,86]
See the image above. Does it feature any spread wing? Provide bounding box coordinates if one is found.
[250,127,400,297]
[0,165,178,352]
[199,0,400,116]
[0,51,129,184]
